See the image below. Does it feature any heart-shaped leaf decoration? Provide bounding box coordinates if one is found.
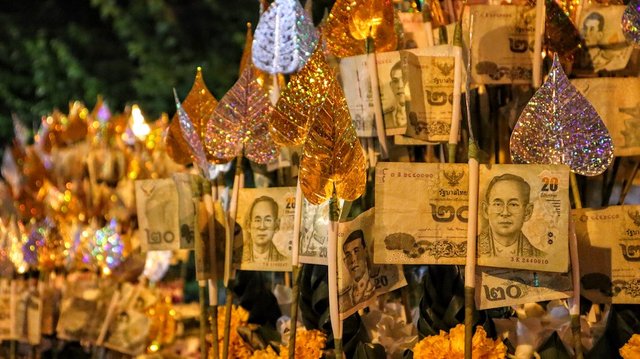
[510,54,614,176]
[622,0,640,46]
[252,0,318,74]
[205,64,279,164]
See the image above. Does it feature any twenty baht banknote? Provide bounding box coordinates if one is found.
[477,164,570,272]
[298,198,330,265]
[374,162,468,265]
[475,267,572,309]
[233,187,296,272]
[135,178,181,252]
[572,78,640,157]
[574,205,640,304]
[338,209,406,319]
[462,5,535,85]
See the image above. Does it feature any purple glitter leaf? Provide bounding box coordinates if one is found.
[510,54,614,176]
[623,0,640,46]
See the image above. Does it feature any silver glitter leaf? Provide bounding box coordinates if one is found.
[252,0,318,74]
[510,54,614,176]
[623,0,640,46]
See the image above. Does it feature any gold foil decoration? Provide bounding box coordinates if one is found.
[270,44,333,146]
[205,64,279,164]
[239,23,254,77]
[324,0,397,57]
[166,68,219,165]
[299,69,367,205]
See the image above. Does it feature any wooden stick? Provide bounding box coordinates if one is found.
[464,148,480,359]
[199,281,209,359]
[569,172,583,359]
[223,156,243,359]
[206,182,220,359]
[367,42,389,160]
[328,192,343,359]
[288,181,304,358]
[601,157,620,207]
[532,0,546,88]
[270,75,280,106]
[449,22,463,163]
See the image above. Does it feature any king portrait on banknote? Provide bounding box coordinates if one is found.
[339,229,376,309]
[478,173,546,258]
[241,196,288,263]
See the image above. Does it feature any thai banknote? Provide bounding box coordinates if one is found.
[0,279,14,340]
[574,205,640,304]
[462,5,535,85]
[339,54,378,138]
[135,178,180,252]
[478,164,570,272]
[172,173,199,250]
[572,78,640,157]
[233,187,296,272]
[475,267,572,309]
[374,162,468,265]
[298,198,330,265]
[338,209,407,319]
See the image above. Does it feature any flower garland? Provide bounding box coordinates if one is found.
[412,324,506,359]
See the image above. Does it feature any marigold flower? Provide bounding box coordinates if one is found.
[412,324,506,359]
[620,333,640,359]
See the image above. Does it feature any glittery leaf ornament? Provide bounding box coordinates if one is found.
[239,23,254,77]
[205,64,279,164]
[622,0,640,45]
[510,55,613,176]
[299,70,367,205]
[270,44,333,146]
[173,89,216,176]
[544,0,583,57]
[252,0,318,74]
[324,0,397,57]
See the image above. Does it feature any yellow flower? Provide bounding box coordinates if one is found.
[620,333,640,359]
[251,346,280,359]
[278,329,327,359]
[211,305,254,359]
[412,325,506,359]
[413,331,452,359]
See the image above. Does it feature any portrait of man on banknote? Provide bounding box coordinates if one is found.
[242,196,288,263]
[339,229,376,309]
[478,174,546,258]
[383,61,410,130]
[580,9,633,73]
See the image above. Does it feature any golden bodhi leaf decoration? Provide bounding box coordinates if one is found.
[270,44,333,146]
[166,68,219,165]
[206,64,279,164]
[324,0,397,57]
[299,69,367,205]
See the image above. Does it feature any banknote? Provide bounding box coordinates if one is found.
[477,164,570,272]
[172,173,199,250]
[398,12,430,49]
[135,178,181,252]
[575,5,634,73]
[339,54,378,138]
[374,162,468,265]
[233,187,296,271]
[298,198,330,265]
[475,267,572,310]
[571,78,640,157]
[195,180,225,281]
[376,50,413,136]
[338,209,407,319]
[103,287,152,356]
[405,51,455,142]
[393,134,437,146]
[0,279,15,340]
[462,5,535,85]
[574,205,640,304]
